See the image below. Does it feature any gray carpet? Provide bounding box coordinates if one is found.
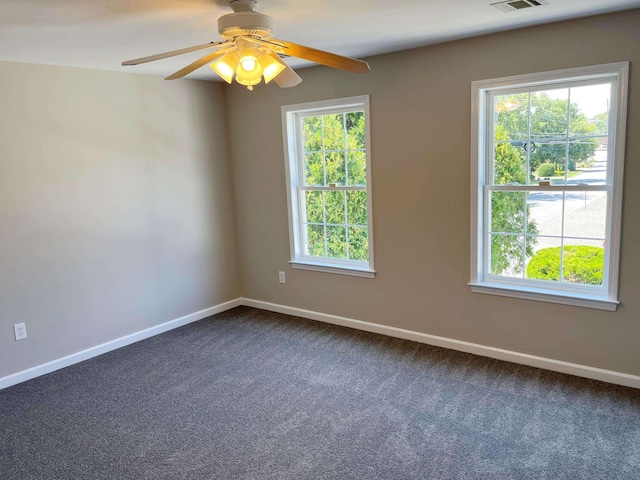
[1,306,639,479]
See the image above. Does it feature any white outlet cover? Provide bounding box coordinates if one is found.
[14,323,27,341]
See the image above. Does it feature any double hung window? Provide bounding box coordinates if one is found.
[470,63,628,310]
[282,96,374,277]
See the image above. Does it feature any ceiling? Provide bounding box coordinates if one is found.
[1,0,639,81]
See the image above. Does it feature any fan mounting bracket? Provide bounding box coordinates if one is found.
[230,0,259,13]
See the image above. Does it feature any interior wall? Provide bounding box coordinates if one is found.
[0,62,241,378]
[226,10,640,376]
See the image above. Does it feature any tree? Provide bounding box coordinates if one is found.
[591,112,608,136]
[491,125,537,274]
[302,112,368,261]
[496,92,600,177]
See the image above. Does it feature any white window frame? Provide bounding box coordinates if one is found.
[281,95,375,278]
[470,63,629,311]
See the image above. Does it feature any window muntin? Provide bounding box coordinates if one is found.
[471,64,628,309]
[282,96,374,277]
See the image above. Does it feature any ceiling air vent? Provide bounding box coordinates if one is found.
[491,0,548,12]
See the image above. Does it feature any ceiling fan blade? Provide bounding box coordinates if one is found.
[122,41,230,66]
[273,63,302,88]
[269,38,370,74]
[165,49,231,80]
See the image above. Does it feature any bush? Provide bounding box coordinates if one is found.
[537,160,576,177]
[536,163,556,177]
[526,246,604,285]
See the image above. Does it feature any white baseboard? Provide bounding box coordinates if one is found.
[241,298,640,390]
[4,296,639,391]
[0,298,243,390]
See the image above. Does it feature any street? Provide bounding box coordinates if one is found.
[528,148,607,252]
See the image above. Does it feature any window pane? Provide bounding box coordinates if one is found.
[325,190,345,225]
[490,234,525,277]
[304,153,323,186]
[531,142,567,184]
[306,224,325,257]
[494,93,529,141]
[569,84,611,137]
[323,114,345,151]
[326,226,347,258]
[346,111,365,150]
[526,237,562,283]
[562,239,605,286]
[347,151,367,186]
[325,151,346,185]
[563,191,607,240]
[527,191,563,237]
[305,191,323,224]
[566,141,606,186]
[302,116,322,152]
[490,191,526,234]
[348,226,368,261]
[493,141,527,185]
[346,191,367,226]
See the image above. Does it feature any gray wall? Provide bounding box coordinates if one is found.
[226,10,640,375]
[0,62,241,378]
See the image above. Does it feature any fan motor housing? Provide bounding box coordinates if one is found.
[218,11,274,39]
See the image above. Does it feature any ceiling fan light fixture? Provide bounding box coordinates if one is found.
[210,51,240,83]
[239,55,258,72]
[261,52,287,84]
[235,50,263,89]
[211,44,284,89]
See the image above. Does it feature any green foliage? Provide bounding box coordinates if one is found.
[301,111,368,262]
[302,112,366,186]
[495,92,600,176]
[494,126,526,185]
[591,112,608,136]
[536,160,577,179]
[348,227,368,261]
[306,225,324,257]
[491,126,537,274]
[347,191,367,225]
[536,162,556,178]
[326,226,347,258]
[526,246,604,285]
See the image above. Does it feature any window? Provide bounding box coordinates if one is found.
[282,95,374,278]
[470,63,628,310]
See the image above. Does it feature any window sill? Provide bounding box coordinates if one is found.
[468,282,618,311]
[290,261,376,278]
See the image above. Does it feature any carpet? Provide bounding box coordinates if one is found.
[1,306,639,479]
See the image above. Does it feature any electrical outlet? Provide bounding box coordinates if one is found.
[14,323,27,341]
[279,271,286,284]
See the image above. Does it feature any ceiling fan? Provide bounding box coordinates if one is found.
[121,0,370,90]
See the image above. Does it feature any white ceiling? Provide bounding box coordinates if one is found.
[1,0,639,81]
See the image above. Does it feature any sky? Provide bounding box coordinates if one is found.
[543,83,610,118]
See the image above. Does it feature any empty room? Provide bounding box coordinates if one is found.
[1,0,639,478]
